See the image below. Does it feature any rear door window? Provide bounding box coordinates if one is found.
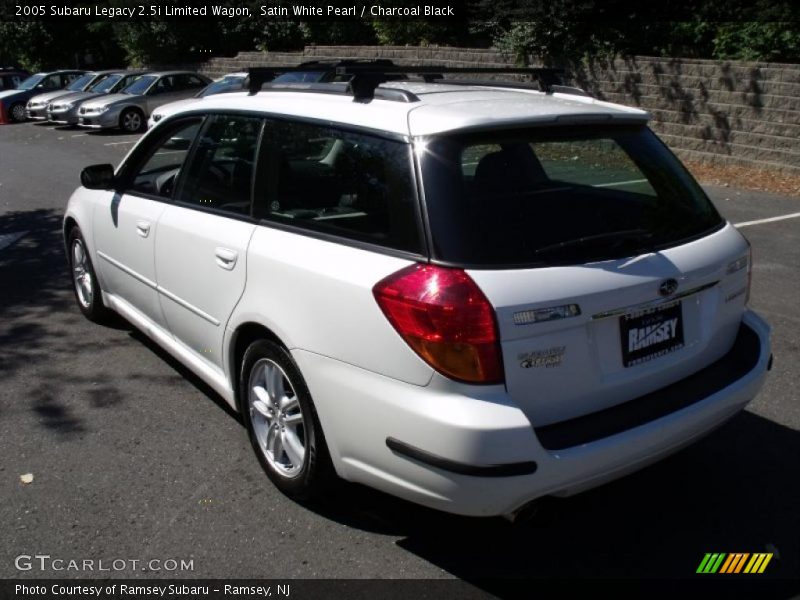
[153,76,175,94]
[256,120,422,254]
[60,73,81,87]
[181,74,207,89]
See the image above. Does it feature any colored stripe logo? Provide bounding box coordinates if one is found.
[697,553,773,574]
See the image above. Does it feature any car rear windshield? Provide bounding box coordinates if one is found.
[418,125,724,267]
[122,75,156,95]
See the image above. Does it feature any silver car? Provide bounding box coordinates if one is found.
[26,71,111,120]
[47,71,144,126]
[77,71,211,133]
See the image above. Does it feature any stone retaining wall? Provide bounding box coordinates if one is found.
[171,45,800,174]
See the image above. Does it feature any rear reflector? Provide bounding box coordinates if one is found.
[373,264,504,384]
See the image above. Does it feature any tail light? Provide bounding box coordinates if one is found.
[727,238,752,305]
[373,264,504,384]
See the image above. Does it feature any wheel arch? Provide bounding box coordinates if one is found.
[118,104,145,128]
[228,321,290,414]
[63,215,79,257]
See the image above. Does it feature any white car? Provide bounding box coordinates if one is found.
[64,65,771,518]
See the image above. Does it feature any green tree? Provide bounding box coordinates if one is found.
[713,22,800,62]
[113,21,223,66]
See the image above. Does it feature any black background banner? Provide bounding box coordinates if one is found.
[1,0,799,22]
[3,579,800,600]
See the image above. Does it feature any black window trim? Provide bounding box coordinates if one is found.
[118,108,431,259]
[255,217,428,263]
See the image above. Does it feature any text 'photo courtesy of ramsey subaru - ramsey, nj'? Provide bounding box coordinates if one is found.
[62,62,773,519]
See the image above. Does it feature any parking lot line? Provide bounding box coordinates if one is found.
[734,211,800,228]
[593,178,649,188]
[71,134,87,138]
[103,140,138,146]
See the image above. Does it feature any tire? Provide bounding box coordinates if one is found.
[67,226,111,322]
[240,339,334,501]
[9,102,26,123]
[119,108,144,133]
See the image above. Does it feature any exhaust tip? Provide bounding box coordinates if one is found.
[503,499,542,525]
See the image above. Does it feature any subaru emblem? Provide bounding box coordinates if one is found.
[659,278,678,296]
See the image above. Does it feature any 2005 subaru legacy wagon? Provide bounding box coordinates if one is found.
[64,64,772,518]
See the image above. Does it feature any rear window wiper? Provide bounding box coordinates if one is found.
[532,228,654,257]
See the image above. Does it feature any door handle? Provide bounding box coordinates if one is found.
[135,221,151,237]
[215,247,238,270]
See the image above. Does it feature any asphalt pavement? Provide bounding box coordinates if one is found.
[0,121,798,588]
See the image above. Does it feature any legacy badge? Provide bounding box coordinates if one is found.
[519,346,566,369]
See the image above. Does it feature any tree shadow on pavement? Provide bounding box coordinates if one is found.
[1,209,74,379]
[0,208,129,433]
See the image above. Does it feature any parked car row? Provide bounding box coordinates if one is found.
[0,68,215,131]
[1,61,371,131]
[0,69,84,123]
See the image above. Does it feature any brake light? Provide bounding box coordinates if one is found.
[373,264,504,384]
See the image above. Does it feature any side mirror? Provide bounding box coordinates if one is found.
[81,164,115,190]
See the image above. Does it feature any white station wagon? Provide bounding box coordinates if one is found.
[64,64,772,518]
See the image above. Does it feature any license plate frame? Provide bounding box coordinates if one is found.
[620,301,684,367]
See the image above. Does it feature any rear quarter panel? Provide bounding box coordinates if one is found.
[228,225,434,387]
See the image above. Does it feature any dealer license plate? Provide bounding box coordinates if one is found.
[620,301,684,367]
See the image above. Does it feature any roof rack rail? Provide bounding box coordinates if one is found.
[428,78,589,97]
[247,60,400,96]
[259,81,420,103]
[248,62,569,102]
[336,64,567,101]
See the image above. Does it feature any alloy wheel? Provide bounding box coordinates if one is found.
[11,104,25,122]
[71,238,93,309]
[122,111,141,132]
[248,358,307,478]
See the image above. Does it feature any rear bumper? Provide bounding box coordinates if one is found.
[294,310,771,517]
